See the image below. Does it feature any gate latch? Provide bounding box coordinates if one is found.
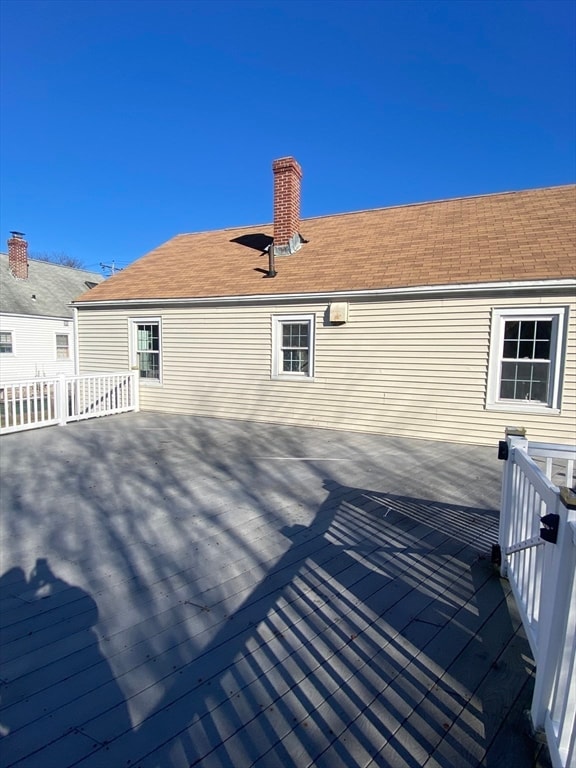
[497,441,509,460]
[540,514,560,544]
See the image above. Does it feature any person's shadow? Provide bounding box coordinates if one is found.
[0,558,132,767]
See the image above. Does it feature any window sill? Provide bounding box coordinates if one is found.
[486,403,560,416]
[139,379,162,386]
[271,375,315,382]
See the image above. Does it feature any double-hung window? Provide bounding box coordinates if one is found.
[272,314,315,379]
[131,319,162,382]
[56,334,70,359]
[0,331,13,354]
[487,307,567,412]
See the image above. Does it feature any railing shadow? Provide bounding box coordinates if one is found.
[1,466,536,768]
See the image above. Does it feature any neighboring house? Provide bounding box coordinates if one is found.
[73,158,576,446]
[0,233,102,383]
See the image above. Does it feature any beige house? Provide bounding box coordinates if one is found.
[73,159,576,446]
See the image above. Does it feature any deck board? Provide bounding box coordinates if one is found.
[0,413,550,767]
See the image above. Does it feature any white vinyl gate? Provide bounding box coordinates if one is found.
[498,429,576,768]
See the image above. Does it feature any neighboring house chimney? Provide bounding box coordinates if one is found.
[272,157,303,256]
[8,231,28,279]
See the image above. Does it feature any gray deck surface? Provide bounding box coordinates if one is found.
[0,413,549,768]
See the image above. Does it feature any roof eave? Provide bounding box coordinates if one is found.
[72,278,576,309]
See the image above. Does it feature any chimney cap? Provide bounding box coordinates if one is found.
[10,231,26,238]
[272,157,302,177]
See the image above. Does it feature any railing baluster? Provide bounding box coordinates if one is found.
[566,460,574,488]
[10,386,17,427]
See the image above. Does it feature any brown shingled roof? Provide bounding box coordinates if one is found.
[76,184,576,304]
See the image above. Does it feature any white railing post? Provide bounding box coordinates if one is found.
[57,374,68,426]
[498,426,528,578]
[132,371,140,412]
[530,491,576,737]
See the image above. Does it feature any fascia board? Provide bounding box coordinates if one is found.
[71,279,576,309]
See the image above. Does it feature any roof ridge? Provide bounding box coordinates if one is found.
[0,252,101,279]
[301,183,576,222]
[174,182,576,238]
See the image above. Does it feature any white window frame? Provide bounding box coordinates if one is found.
[272,314,316,380]
[486,306,567,414]
[0,330,14,355]
[130,318,162,384]
[55,333,70,360]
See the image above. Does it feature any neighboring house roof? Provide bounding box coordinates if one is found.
[74,183,575,305]
[0,255,103,317]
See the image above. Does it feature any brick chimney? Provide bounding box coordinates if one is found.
[272,157,303,255]
[8,231,28,279]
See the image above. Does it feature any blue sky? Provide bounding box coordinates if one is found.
[1,0,574,274]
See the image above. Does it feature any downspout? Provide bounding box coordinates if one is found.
[73,306,80,375]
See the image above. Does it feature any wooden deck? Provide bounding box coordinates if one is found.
[0,413,550,767]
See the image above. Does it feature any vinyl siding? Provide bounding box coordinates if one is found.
[76,291,576,446]
[0,313,77,382]
[77,312,130,373]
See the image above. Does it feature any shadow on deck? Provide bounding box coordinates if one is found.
[0,413,550,767]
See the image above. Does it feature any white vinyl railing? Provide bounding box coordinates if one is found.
[0,372,139,435]
[498,429,576,768]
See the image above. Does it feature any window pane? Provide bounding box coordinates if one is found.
[500,379,516,399]
[504,321,519,341]
[518,339,534,359]
[502,340,518,358]
[519,320,535,340]
[536,321,552,340]
[534,339,551,359]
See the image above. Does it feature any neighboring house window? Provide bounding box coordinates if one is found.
[0,332,13,354]
[487,307,567,412]
[272,314,315,379]
[56,334,70,359]
[131,320,161,381]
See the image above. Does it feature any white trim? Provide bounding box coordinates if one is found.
[486,306,567,413]
[271,313,316,380]
[72,279,576,309]
[73,306,80,375]
[55,332,71,361]
[0,311,76,321]
[129,317,163,384]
